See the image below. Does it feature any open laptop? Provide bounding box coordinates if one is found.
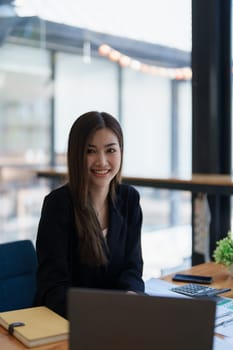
[68,288,216,350]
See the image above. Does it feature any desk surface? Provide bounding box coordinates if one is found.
[162,261,233,298]
[1,262,232,350]
[36,167,233,194]
[0,330,68,350]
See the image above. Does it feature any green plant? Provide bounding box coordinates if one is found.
[213,232,233,267]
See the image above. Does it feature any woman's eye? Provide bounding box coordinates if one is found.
[87,148,95,154]
[107,148,116,153]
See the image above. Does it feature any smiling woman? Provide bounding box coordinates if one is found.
[34,111,145,318]
[0,0,193,304]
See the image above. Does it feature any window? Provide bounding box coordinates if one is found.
[0,43,51,242]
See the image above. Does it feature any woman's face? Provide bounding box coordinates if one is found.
[86,128,121,191]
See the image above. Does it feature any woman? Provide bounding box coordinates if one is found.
[35,111,144,317]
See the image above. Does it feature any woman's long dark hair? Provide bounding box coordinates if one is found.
[67,111,123,266]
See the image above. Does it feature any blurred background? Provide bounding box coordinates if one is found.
[0,0,210,280]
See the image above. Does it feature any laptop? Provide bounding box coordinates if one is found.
[68,288,216,350]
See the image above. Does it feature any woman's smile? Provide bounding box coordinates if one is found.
[91,168,111,176]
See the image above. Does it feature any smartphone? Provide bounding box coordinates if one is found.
[172,273,213,284]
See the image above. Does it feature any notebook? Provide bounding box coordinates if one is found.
[68,288,216,350]
[0,306,69,348]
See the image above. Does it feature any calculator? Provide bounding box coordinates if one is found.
[170,283,231,297]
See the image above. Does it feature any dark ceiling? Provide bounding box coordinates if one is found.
[0,3,190,68]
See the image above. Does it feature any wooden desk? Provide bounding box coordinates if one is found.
[36,167,68,184]
[36,168,233,195]
[0,262,232,350]
[162,261,233,299]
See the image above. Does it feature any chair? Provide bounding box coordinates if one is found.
[0,239,38,312]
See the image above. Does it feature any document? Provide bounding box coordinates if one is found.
[145,278,189,298]
[213,336,233,350]
[215,298,233,337]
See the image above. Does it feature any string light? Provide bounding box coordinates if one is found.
[98,44,192,80]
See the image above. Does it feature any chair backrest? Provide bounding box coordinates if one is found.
[0,239,38,312]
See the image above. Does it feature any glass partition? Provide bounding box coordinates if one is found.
[0,43,51,242]
[55,53,118,160]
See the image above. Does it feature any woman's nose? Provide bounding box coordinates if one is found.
[95,152,107,166]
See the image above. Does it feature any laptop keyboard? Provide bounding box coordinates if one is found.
[170,284,228,297]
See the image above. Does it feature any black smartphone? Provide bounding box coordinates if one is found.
[172,273,213,284]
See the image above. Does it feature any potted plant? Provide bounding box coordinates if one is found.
[213,231,233,275]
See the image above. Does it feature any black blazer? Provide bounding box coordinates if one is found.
[35,183,144,317]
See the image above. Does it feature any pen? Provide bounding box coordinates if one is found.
[204,288,231,297]
[215,317,233,328]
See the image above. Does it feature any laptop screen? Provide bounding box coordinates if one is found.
[68,288,216,350]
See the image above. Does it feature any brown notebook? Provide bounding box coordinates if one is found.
[0,306,69,347]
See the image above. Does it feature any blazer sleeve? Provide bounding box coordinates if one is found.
[116,187,145,293]
[34,188,73,318]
